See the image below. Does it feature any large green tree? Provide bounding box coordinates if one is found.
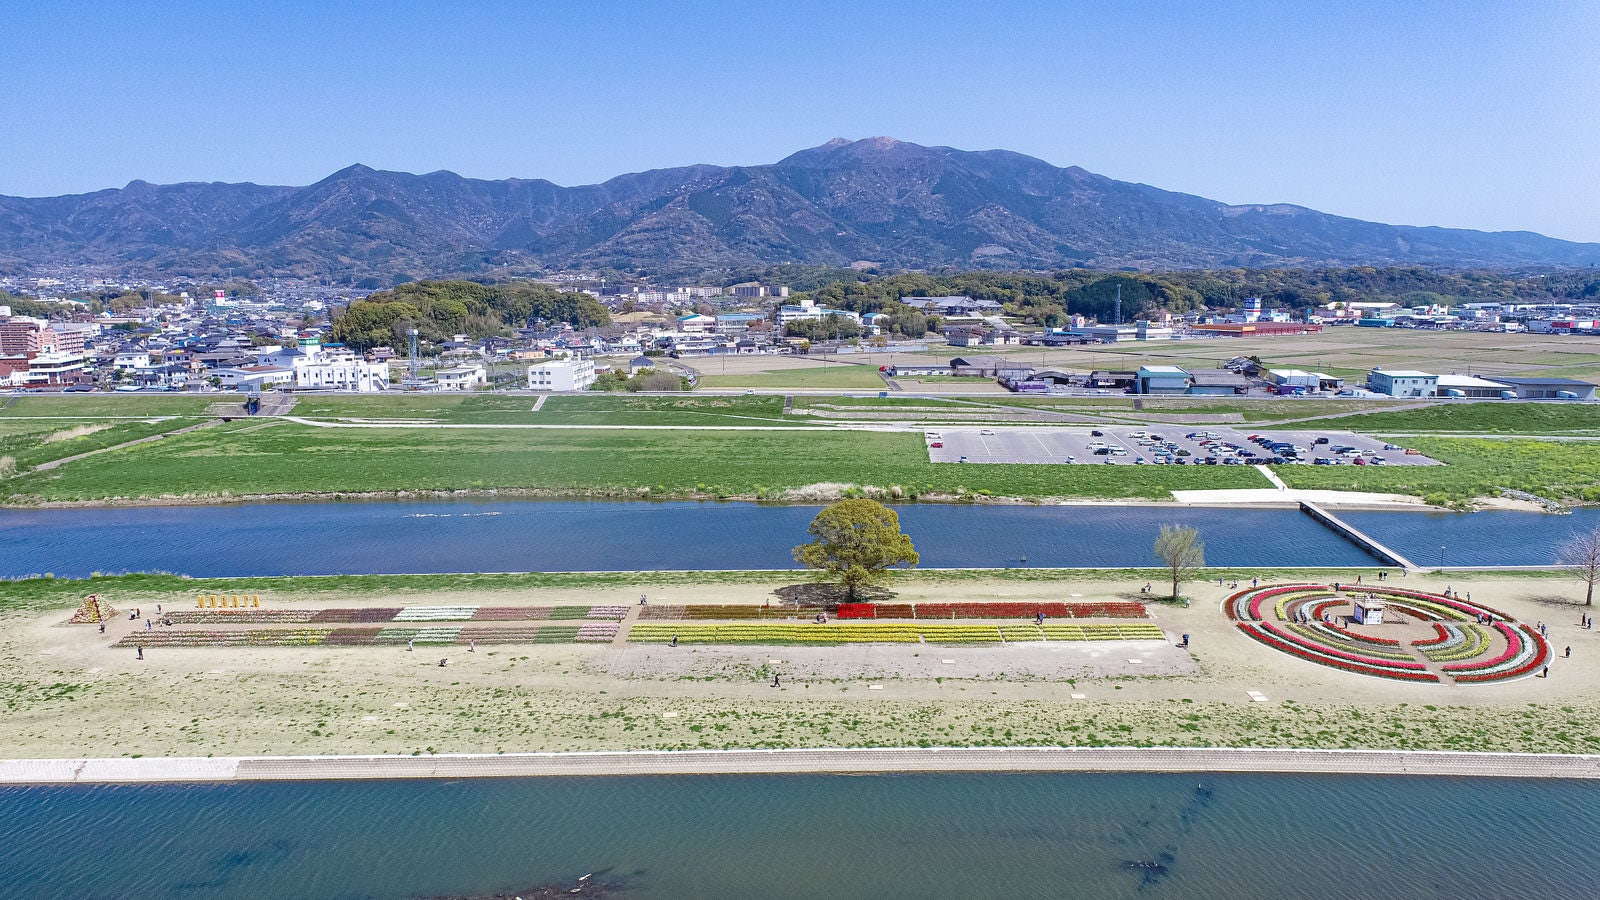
[1153,524,1205,602]
[793,499,919,600]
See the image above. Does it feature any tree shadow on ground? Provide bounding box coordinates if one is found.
[1521,592,1587,610]
[772,582,895,609]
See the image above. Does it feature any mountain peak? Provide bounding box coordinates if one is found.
[2,141,1597,278]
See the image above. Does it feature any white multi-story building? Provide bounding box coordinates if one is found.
[776,298,862,327]
[265,338,390,392]
[527,356,596,391]
[436,363,487,391]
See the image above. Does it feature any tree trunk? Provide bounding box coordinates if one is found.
[1171,575,1179,602]
[1587,579,1593,607]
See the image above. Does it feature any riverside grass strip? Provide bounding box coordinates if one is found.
[0,421,1269,504]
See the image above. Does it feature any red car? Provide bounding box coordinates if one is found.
[930,441,944,448]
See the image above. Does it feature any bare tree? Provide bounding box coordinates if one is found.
[1557,528,1600,606]
[1153,524,1205,602]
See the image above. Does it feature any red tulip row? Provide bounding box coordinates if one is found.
[1225,584,1324,621]
[1238,624,1438,682]
[1445,623,1550,683]
[1369,588,1511,622]
[1414,624,1452,648]
[1321,620,1402,646]
[1260,622,1428,671]
[913,601,1147,620]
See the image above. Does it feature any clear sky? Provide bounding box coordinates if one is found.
[3,0,1597,241]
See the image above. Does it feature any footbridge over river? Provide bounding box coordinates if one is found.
[1300,501,1419,570]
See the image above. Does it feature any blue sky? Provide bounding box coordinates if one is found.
[3,0,1597,241]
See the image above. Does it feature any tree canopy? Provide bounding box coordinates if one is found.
[331,280,610,350]
[792,499,919,600]
[1153,524,1205,602]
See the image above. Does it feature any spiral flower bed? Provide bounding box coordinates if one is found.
[1223,582,1548,685]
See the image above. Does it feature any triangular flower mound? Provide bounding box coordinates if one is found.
[67,593,117,624]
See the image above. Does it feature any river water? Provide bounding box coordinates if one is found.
[2,771,1596,899]
[1,500,1595,578]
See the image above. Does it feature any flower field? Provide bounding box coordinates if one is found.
[626,621,1165,646]
[168,605,628,625]
[643,600,1147,621]
[113,621,616,648]
[1223,582,1546,685]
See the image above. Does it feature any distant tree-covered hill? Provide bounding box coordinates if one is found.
[330,280,609,349]
[3,138,1599,280]
[788,267,1600,326]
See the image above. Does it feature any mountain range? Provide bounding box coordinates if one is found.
[3,137,1597,280]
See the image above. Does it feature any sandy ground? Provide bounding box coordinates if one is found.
[5,571,1598,760]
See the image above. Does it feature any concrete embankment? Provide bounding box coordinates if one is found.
[4,746,1600,784]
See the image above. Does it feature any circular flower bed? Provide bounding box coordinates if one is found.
[1223,583,1548,685]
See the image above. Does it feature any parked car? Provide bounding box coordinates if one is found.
[1314,437,1330,445]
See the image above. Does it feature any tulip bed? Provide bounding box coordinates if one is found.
[165,605,634,625]
[1224,584,1326,622]
[914,601,1147,619]
[1284,622,1417,662]
[165,609,318,625]
[1237,623,1439,682]
[640,600,1147,621]
[1420,624,1492,663]
[626,621,1163,646]
[1446,624,1550,683]
[1226,582,1548,685]
[116,629,330,648]
[113,621,614,648]
[639,605,799,621]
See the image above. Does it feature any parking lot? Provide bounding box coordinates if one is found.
[924,425,1441,467]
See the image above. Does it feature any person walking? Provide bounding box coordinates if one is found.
[407,639,414,652]
[136,647,143,660]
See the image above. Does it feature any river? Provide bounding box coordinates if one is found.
[2,771,1595,899]
[1,500,1595,578]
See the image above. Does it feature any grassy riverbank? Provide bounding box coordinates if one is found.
[3,569,1594,759]
[0,420,1268,504]
[5,393,1599,507]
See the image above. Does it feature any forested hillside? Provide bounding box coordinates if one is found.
[330,281,609,349]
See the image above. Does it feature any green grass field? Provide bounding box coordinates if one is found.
[1321,402,1600,435]
[0,422,1269,503]
[291,393,802,426]
[0,417,209,473]
[0,395,224,417]
[1277,436,1600,503]
[695,365,887,389]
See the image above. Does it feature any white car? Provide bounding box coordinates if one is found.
[979,429,996,435]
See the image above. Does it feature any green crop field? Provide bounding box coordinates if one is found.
[1323,403,1600,435]
[1277,436,1600,504]
[695,365,887,389]
[0,395,224,417]
[0,422,1270,504]
[290,393,803,426]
